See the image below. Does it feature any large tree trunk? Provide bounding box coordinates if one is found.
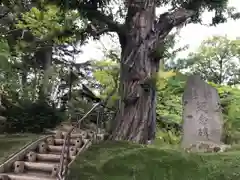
[110,0,158,143]
[110,1,194,144]
[36,46,53,101]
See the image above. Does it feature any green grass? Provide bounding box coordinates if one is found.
[68,141,240,180]
[0,134,40,163]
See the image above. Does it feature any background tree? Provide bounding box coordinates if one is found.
[159,31,189,71]
[176,36,240,85]
[0,1,103,133]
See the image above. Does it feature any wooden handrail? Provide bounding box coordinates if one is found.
[57,103,101,180]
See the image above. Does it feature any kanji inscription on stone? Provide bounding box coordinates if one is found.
[181,75,223,148]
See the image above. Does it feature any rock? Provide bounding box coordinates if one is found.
[181,75,224,149]
[184,140,231,153]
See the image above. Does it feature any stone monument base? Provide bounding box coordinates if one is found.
[184,140,231,153]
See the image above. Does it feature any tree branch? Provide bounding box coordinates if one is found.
[150,8,195,46]
[88,24,110,38]
[121,8,195,70]
[78,5,124,35]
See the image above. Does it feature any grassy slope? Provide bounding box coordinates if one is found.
[68,141,240,180]
[0,134,40,163]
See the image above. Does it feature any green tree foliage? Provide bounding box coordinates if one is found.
[155,71,185,144]
[3,100,65,133]
[209,82,240,144]
[174,36,240,85]
[0,39,10,62]
[160,32,189,71]
[157,71,185,124]
[0,2,97,133]
[15,4,83,50]
[0,39,22,99]
[92,59,119,108]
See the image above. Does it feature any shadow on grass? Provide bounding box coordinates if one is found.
[68,141,240,180]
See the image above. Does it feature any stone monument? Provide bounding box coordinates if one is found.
[181,75,223,149]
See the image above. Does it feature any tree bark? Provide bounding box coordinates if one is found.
[110,1,194,144]
[36,46,53,101]
[110,0,158,143]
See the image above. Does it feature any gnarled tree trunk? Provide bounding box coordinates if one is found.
[111,0,158,143]
[110,0,194,144]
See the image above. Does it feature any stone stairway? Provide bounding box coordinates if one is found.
[0,122,105,180]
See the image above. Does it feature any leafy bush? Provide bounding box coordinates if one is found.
[155,128,181,145]
[3,100,65,133]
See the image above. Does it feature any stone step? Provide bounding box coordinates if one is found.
[0,173,56,180]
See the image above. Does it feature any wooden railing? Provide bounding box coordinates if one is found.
[57,103,101,180]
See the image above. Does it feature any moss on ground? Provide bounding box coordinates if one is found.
[68,141,240,180]
[0,134,40,163]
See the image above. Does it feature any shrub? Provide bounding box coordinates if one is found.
[3,100,65,133]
